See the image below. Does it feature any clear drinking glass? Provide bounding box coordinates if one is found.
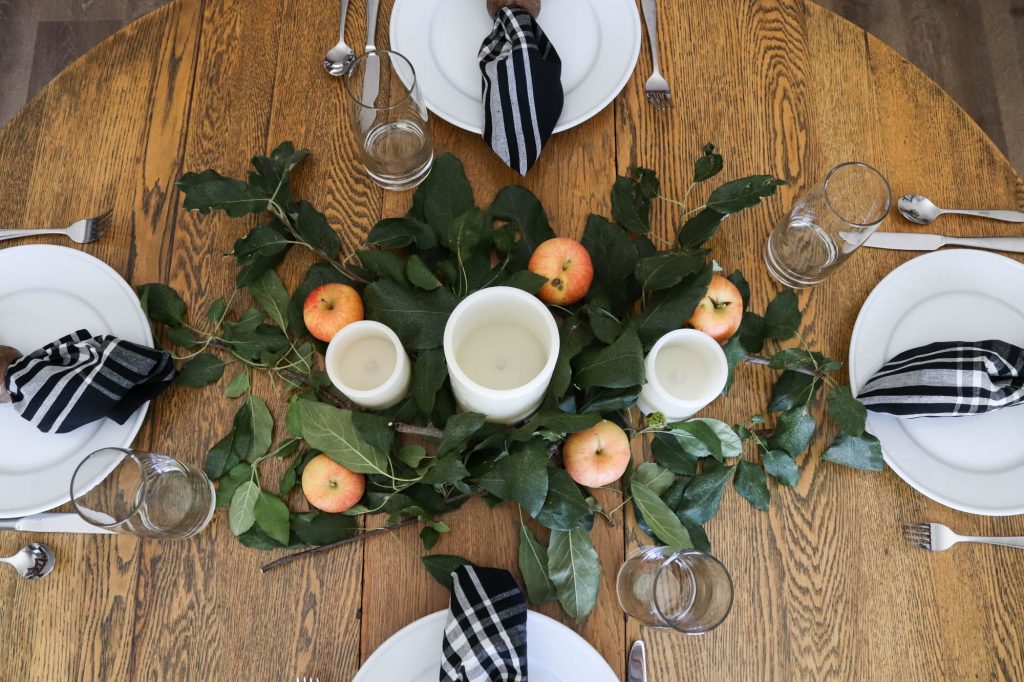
[765,162,892,288]
[344,49,434,191]
[616,547,733,634]
[71,448,215,540]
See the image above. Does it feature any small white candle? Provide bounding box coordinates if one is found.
[325,321,411,410]
[443,287,560,424]
[637,329,728,421]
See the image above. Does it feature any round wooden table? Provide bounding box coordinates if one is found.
[1,1,1022,679]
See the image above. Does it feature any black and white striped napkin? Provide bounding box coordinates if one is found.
[440,565,528,682]
[4,329,176,433]
[858,340,1024,418]
[479,6,563,176]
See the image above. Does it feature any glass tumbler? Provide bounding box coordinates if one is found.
[71,448,215,540]
[765,162,892,288]
[616,547,733,634]
[344,49,434,191]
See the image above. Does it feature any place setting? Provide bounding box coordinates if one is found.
[2,0,1024,680]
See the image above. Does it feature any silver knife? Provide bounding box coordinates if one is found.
[358,0,382,130]
[627,640,647,682]
[0,513,114,534]
[853,231,1024,254]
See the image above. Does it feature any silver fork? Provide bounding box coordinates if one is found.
[0,212,113,244]
[640,0,672,109]
[904,522,1024,552]
[295,677,320,682]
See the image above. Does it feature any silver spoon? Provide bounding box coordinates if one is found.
[898,194,1024,225]
[1,543,55,579]
[323,0,355,77]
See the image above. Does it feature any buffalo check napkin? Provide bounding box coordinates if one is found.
[440,565,528,682]
[3,329,175,433]
[858,340,1024,418]
[479,5,563,175]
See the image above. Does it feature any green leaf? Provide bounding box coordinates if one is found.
[138,283,186,325]
[279,468,297,496]
[291,512,357,546]
[688,418,743,458]
[651,432,699,475]
[254,491,291,545]
[519,522,556,604]
[233,222,292,287]
[633,462,675,496]
[397,444,428,469]
[579,386,641,413]
[440,207,488,261]
[359,249,408,285]
[676,208,724,248]
[762,289,801,340]
[292,201,341,259]
[581,214,639,316]
[663,420,726,461]
[224,323,289,365]
[827,385,867,437]
[768,370,818,411]
[769,349,843,373]
[288,263,353,337]
[476,441,550,517]
[768,407,816,457]
[417,154,475,238]
[705,175,785,214]
[678,462,735,525]
[411,349,447,416]
[611,174,653,233]
[549,315,592,398]
[228,481,260,536]
[297,401,392,476]
[631,264,713,348]
[406,254,442,290]
[363,279,458,351]
[634,250,707,291]
[693,143,724,182]
[534,467,590,531]
[726,269,751,310]
[503,270,548,295]
[722,335,748,396]
[822,432,884,471]
[733,460,770,511]
[177,169,268,217]
[513,410,602,442]
[420,454,470,485]
[215,463,252,508]
[248,269,291,332]
[547,526,601,621]
[224,369,250,398]
[165,326,198,349]
[574,328,645,391]
[762,449,800,486]
[632,480,694,550]
[248,141,309,206]
[582,301,623,344]
[421,554,473,590]
[420,526,441,550]
[367,216,437,250]
[487,185,555,269]
[437,412,487,457]
[174,353,224,388]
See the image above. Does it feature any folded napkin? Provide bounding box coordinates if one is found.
[3,329,176,433]
[479,2,563,175]
[440,565,528,682]
[858,340,1024,418]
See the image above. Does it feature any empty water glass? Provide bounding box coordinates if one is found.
[344,49,434,190]
[71,448,215,540]
[616,546,733,634]
[765,162,892,287]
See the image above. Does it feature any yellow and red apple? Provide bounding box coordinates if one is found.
[302,283,363,343]
[687,274,743,344]
[562,420,632,488]
[527,237,594,305]
[301,454,365,513]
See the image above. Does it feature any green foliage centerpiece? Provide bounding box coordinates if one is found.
[140,143,882,620]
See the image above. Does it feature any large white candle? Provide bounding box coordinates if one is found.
[443,287,560,424]
[325,321,411,410]
[637,329,728,421]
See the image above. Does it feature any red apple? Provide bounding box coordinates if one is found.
[528,237,594,305]
[303,283,364,342]
[687,274,743,344]
[301,454,365,513]
[562,420,632,488]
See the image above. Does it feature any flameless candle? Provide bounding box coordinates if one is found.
[325,321,411,410]
[443,286,560,424]
[637,329,728,421]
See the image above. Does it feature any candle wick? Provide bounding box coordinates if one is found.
[495,359,507,371]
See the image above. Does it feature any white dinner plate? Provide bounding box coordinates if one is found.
[353,610,618,682]
[0,245,152,517]
[390,0,641,134]
[849,249,1024,515]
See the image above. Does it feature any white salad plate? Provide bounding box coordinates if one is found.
[390,0,641,135]
[849,249,1024,516]
[0,245,152,517]
[353,609,618,682]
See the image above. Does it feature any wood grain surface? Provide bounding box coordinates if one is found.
[1,1,1023,680]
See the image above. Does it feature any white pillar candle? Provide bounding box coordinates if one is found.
[325,321,411,410]
[443,286,560,424]
[637,329,728,421]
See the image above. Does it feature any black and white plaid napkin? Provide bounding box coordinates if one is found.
[479,6,563,176]
[4,329,176,433]
[858,340,1024,418]
[440,565,528,682]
